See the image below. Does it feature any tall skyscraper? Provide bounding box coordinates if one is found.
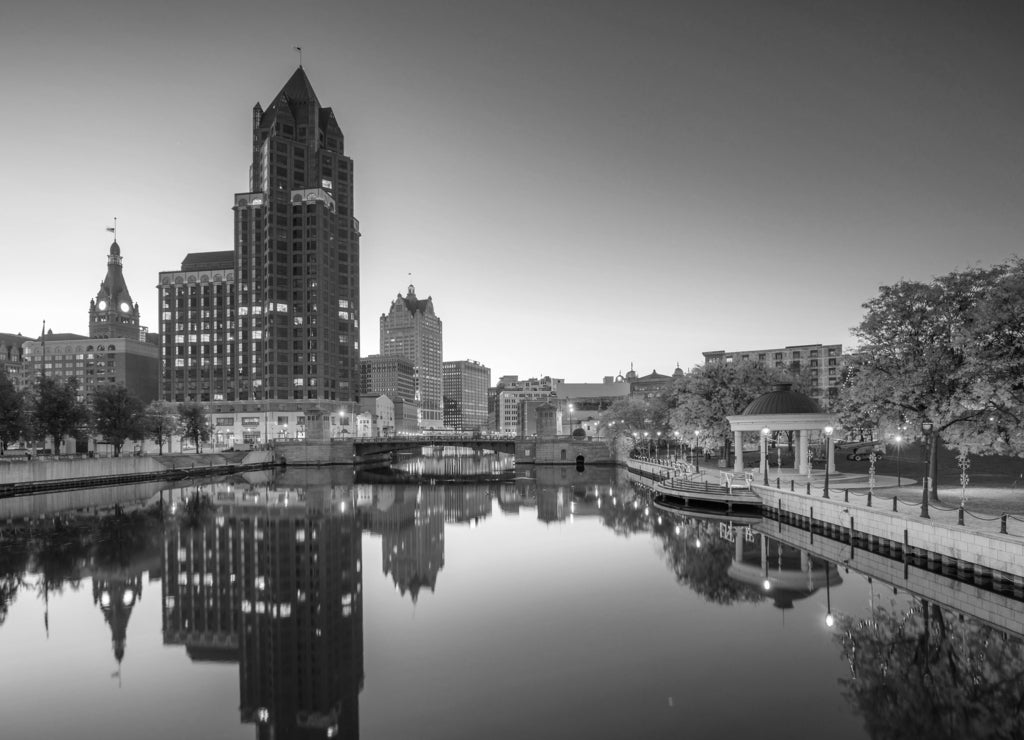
[380,285,443,428]
[158,66,361,444]
[443,359,490,431]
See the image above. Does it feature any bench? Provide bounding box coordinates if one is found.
[721,471,754,492]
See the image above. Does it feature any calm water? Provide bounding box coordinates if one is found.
[1,455,1022,740]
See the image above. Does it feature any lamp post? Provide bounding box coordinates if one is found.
[694,430,701,473]
[920,421,933,519]
[656,431,662,460]
[761,427,770,485]
[894,434,902,487]
[823,425,834,498]
[674,430,681,460]
[568,403,574,436]
[643,431,650,457]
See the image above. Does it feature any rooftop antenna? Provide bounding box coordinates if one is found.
[106,218,117,242]
[294,46,303,67]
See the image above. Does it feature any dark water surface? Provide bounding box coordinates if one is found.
[1,458,1021,740]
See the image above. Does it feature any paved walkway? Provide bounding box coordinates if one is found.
[637,457,1024,539]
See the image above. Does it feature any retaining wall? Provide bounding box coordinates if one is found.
[757,484,1024,579]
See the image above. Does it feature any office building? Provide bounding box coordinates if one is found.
[442,359,490,431]
[703,343,843,403]
[380,285,443,428]
[492,376,561,436]
[157,66,361,444]
[360,354,416,402]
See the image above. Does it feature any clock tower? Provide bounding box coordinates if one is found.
[89,239,141,339]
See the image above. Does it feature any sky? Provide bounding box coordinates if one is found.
[2,0,1023,382]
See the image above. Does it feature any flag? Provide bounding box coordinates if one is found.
[106,227,116,233]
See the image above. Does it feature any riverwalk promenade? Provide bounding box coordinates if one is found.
[629,455,1024,588]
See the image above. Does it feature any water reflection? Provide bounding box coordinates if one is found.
[162,481,364,739]
[0,457,1022,738]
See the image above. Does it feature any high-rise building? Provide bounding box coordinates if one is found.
[380,285,443,428]
[360,354,416,402]
[157,66,361,444]
[703,343,843,403]
[442,359,490,431]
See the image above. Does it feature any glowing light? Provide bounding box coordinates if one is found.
[825,613,835,628]
[763,579,771,591]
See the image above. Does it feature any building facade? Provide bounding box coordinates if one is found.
[0,333,27,379]
[442,359,490,431]
[21,239,159,404]
[703,343,843,404]
[492,376,561,436]
[157,67,361,445]
[379,285,443,428]
[360,354,416,402]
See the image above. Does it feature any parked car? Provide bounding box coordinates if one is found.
[835,440,884,462]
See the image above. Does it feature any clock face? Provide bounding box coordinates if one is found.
[97,300,107,310]
[120,301,131,313]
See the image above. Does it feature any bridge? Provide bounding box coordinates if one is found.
[352,435,518,458]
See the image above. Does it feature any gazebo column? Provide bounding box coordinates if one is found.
[759,432,768,479]
[798,431,809,475]
[792,430,801,472]
[734,430,744,473]
[827,436,836,474]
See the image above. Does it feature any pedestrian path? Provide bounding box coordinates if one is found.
[632,457,1024,539]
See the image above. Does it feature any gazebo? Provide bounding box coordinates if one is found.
[726,384,839,478]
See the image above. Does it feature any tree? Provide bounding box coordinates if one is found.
[835,598,1024,739]
[91,384,146,457]
[178,403,211,453]
[30,376,89,453]
[597,394,671,454]
[144,400,181,454]
[668,361,787,465]
[838,265,1010,501]
[945,256,1024,456]
[0,372,27,454]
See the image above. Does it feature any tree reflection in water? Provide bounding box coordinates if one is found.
[836,594,1024,738]
[597,483,765,605]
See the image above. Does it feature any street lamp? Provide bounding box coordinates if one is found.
[694,430,701,473]
[894,434,902,487]
[643,431,650,457]
[920,421,933,519]
[823,425,834,498]
[568,403,574,435]
[674,430,681,460]
[761,427,770,485]
[656,431,662,460]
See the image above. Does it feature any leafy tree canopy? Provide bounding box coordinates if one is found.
[91,384,146,456]
[30,376,89,451]
[0,372,27,454]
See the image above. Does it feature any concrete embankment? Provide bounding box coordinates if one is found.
[0,450,276,497]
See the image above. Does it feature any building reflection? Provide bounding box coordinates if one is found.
[727,530,841,609]
[162,480,363,738]
[361,485,444,602]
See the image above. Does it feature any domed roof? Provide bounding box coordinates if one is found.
[109,240,121,257]
[742,383,822,415]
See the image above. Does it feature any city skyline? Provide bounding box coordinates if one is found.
[3,1,1023,382]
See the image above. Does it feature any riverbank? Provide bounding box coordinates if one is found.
[0,450,277,497]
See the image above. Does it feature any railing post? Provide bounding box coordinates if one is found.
[790,480,794,492]
[1001,514,1007,534]
[957,506,964,526]
[776,477,780,489]
[892,496,898,512]
[867,491,872,508]
[806,482,810,495]
[844,489,849,503]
